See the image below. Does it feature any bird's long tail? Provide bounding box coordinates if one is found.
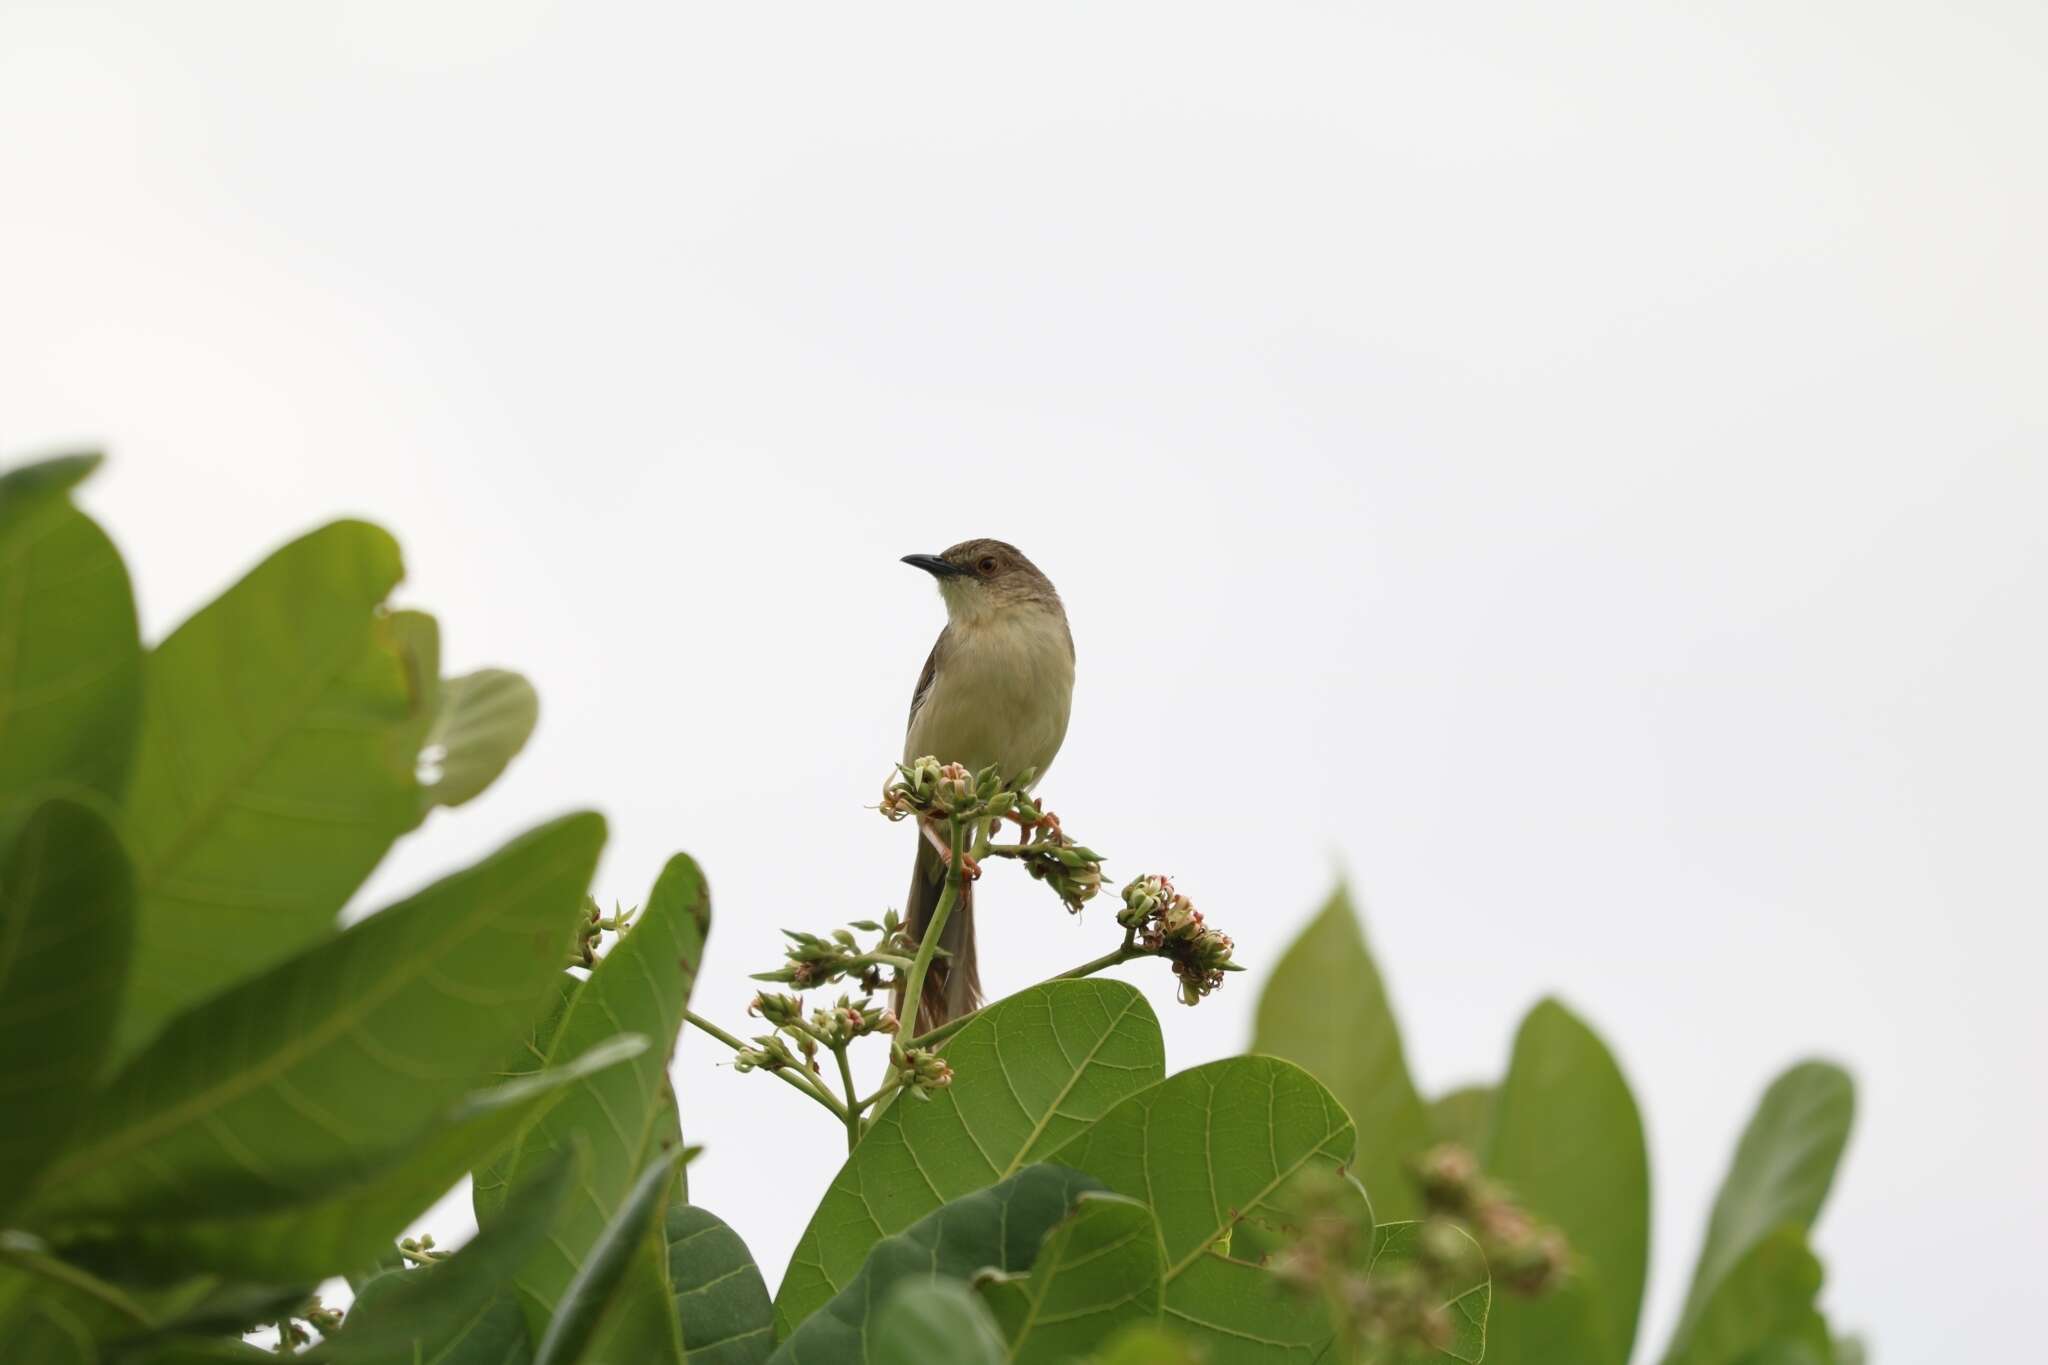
[899,835,980,1033]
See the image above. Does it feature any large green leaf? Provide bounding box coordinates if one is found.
[533,1147,689,1365]
[1480,999,1649,1365]
[117,519,430,1057]
[1050,1056,1361,1364]
[27,812,604,1226]
[774,978,1165,1332]
[769,1164,1105,1365]
[95,1036,646,1282]
[0,453,143,829]
[1367,1221,1492,1364]
[309,1151,576,1363]
[0,800,134,1216]
[667,1205,775,1365]
[977,1193,1162,1362]
[477,853,710,1334]
[1673,1062,1854,1346]
[420,669,540,813]
[872,1280,1006,1365]
[1662,1228,1829,1365]
[1250,885,1431,1222]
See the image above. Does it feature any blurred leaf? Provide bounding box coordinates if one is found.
[872,1279,1006,1365]
[1429,1086,1495,1151]
[1367,1221,1491,1364]
[774,979,1164,1332]
[477,853,709,1335]
[117,520,429,1057]
[1051,1056,1361,1364]
[533,1147,689,1365]
[0,452,142,831]
[666,1205,774,1365]
[1250,885,1430,1222]
[977,1193,1161,1363]
[1091,1323,1205,1364]
[0,800,134,1216]
[1662,1228,1829,1365]
[27,813,604,1226]
[769,1164,1104,1365]
[1481,999,1649,1365]
[1673,1062,1854,1346]
[308,1150,576,1362]
[100,1036,645,1282]
[419,669,540,813]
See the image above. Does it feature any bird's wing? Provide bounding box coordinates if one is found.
[907,625,949,731]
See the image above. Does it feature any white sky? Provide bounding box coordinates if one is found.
[4,3,2044,1359]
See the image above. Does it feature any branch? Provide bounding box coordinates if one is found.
[683,1009,849,1120]
[908,934,1148,1050]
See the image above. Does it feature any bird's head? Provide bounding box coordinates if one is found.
[902,539,1062,626]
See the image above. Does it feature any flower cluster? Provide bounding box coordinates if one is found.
[572,895,640,968]
[1271,1153,1570,1361]
[752,909,916,992]
[891,1043,954,1100]
[881,756,1029,823]
[1118,875,1241,1005]
[1413,1144,1571,1294]
[751,991,898,1047]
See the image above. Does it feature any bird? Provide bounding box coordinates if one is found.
[897,539,1075,1031]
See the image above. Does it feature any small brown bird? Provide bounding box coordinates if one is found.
[897,539,1074,1030]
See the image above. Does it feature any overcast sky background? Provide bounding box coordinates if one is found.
[5,3,2045,1359]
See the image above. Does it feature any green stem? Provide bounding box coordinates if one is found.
[834,1045,861,1153]
[683,1009,849,1120]
[908,936,1147,1050]
[894,815,968,1045]
[0,1245,151,1327]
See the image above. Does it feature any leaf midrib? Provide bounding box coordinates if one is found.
[136,610,403,895]
[41,835,579,1193]
[998,991,1146,1178]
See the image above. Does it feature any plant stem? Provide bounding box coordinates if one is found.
[682,1009,848,1120]
[833,1044,861,1153]
[893,814,968,1047]
[908,936,1147,1050]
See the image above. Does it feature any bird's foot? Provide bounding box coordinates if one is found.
[921,817,984,880]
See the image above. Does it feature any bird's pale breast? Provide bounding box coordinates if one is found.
[904,608,1073,786]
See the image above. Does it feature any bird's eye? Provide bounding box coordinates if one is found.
[978,557,998,574]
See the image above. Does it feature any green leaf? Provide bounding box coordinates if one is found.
[533,1146,689,1365]
[666,1205,775,1365]
[1050,1055,1362,1364]
[1367,1221,1491,1364]
[769,1164,1106,1365]
[977,1192,1161,1363]
[872,1279,1007,1365]
[1673,1062,1855,1347]
[1662,1228,1829,1365]
[26,812,604,1226]
[1090,1323,1205,1364]
[420,669,540,813]
[1480,999,1649,1365]
[477,853,710,1334]
[309,1151,577,1363]
[1428,1086,1495,1152]
[98,1035,647,1281]
[0,800,134,1216]
[117,519,430,1057]
[1250,885,1431,1222]
[0,453,142,830]
[774,979,1164,1332]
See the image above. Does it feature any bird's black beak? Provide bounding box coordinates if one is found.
[902,553,967,578]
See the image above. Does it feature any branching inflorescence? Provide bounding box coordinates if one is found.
[682,757,1240,1151]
